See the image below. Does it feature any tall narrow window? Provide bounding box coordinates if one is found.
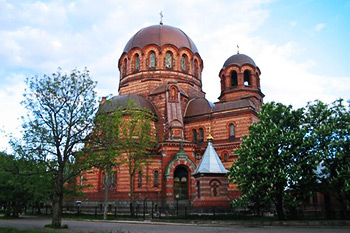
[192,129,197,143]
[149,51,156,69]
[122,59,127,77]
[181,54,188,71]
[154,170,159,187]
[229,123,235,137]
[199,128,204,143]
[134,54,140,71]
[102,172,107,188]
[244,70,251,86]
[111,171,117,187]
[224,153,228,162]
[138,171,142,187]
[197,181,200,198]
[194,59,199,77]
[165,52,173,69]
[231,70,238,87]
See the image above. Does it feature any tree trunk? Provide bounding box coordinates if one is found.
[51,169,64,228]
[103,182,109,220]
[275,192,285,220]
[129,174,135,216]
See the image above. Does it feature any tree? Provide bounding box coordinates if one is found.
[85,102,123,220]
[118,100,156,216]
[0,151,51,217]
[20,68,97,227]
[229,102,310,220]
[305,99,350,219]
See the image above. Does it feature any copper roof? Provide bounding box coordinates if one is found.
[98,94,157,116]
[193,141,228,175]
[213,99,256,112]
[223,53,256,68]
[184,98,214,117]
[123,24,199,54]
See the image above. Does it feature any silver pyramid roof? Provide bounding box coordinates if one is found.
[193,141,228,175]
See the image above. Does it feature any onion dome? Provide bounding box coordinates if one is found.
[123,24,199,54]
[222,53,256,68]
[98,94,157,116]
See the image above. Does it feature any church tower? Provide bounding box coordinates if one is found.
[218,53,264,110]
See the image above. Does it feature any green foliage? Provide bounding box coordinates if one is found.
[85,100,123,220]
[305,100,350,213]
[229,99,350,220]
[86,98,156,216]
[0,152,51,217]
[229,102,310,220]
[19,68,97,227]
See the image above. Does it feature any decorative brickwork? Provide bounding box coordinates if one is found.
[78,24,264,209]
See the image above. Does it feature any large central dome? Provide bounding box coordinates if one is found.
[123,24,199,54]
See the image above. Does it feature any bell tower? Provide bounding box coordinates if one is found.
[218,53,264,110]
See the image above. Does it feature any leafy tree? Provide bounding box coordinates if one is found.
[0,151,51,217]
[85,102,123,220]
[229,102,309,220]
[118,100,156,216]
[85,99,156,217]
[20,68,97,227]
[305,99,350,219]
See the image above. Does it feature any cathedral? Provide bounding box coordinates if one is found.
[79,23,264,208]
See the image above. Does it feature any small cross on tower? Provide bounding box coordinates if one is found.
[237,44,239,54]
[160,11,163,25]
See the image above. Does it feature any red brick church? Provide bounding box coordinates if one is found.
[78,23,264,208]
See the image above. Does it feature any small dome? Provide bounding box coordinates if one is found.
[123,24,199,54]
[223,54,256,68]
[98,94,157,116]
[185,98,214,117]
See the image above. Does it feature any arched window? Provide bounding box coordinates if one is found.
[149,51,156,69]
[194,59,199,77]
[197,181,200,198]
[154,170,159,187]
[181,54,188,71]
[224,153,228,162]
[231,70,238,87]
[132,53,140,71]
[111,171,117,187]
[165,51,173,69]
[244,70,251,86]
[210,180,221,197]
[221,76,226,89]
[138,171,142,187]
[102,172,107,188]
[199,128,204,143]
[192,129,197,143]
[122,59,127,77]
[229,123,235,137]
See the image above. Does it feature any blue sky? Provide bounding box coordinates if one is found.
[1,0,350,151]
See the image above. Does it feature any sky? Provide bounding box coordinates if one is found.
[1,0,350,152]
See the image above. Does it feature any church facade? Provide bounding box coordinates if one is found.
[79,23,264,207]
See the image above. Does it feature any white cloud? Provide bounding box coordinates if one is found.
[0,0,349,151]
[314,23,325,32]
[290,21,298,27]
